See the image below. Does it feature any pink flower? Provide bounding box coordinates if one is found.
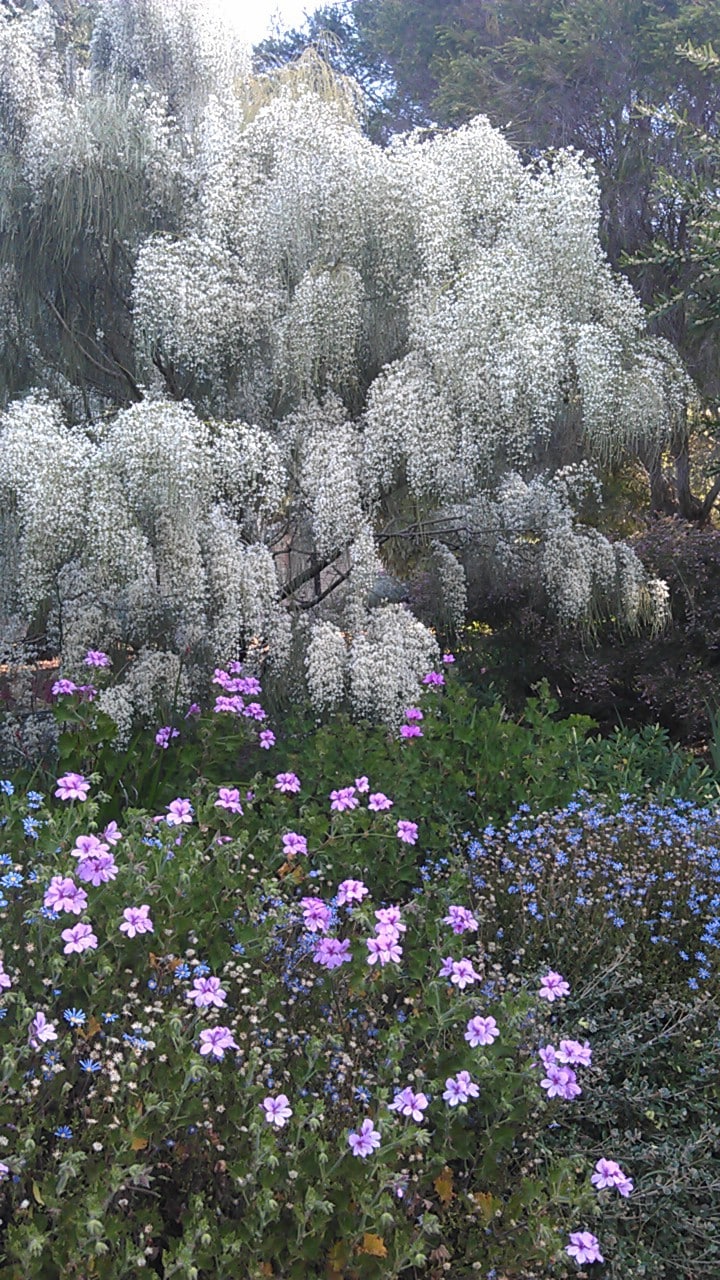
[404,707,423,721]
[262,1094,292,1127]
[155,726,179,749]
[355,776,369,793]
[243,702,266,721]
[348,1118,381,1157]
[52,679,78,696]
[438,956,455,978]
[282,831,307,856]
[465,1015,499,1047]
[336,879,368,906]
[443,905,479,934]
[442,653,455,664]
[0,963,10,991]
[76,852,117,885]
[443,1071,479,1106]
[215,787,243,814]
[166,798,193,827]
[375,906,406,939]
[75,684,97,701]
[540,1064,582,1100]
[366,931,403,965]
[54,773,90,802]
[450,958,481,990]
[400,724,423,738]
[198,1026,238,1059]
[566,1232,604,1266]
[84,650,111,668]
[591,1159,633,1196]
[29,1011,58,1048]
[312,937,352,969]
[185,702,201,717]
[119,905,153,939]
[102,821,122,845]
[71,834,109,860]
[368,792,393,811]
[259,730,276,749]
[301,897,332,933]
[275,772,300,794]
[330,786,358,812]
[61,922,98,955]
[538,970,570,1002]
[43,876,88,915]
[396,820,418,845]
[422,671,445,686]
[557,1038,592,1067]
[214,695,245,715]
[389,1088,428,1122]
[186,976,227,1009]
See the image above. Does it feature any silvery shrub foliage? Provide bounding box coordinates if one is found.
[0,0,690,735]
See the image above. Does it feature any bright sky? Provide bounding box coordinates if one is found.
[218,0,314,46]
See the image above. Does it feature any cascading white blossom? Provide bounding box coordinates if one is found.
[0,1,692,736]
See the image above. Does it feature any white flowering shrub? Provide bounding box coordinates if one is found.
[0,1,692,735]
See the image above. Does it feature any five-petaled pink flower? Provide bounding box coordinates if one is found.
[259,730,276,749]
[422,671,445,686]
[396,820,418,845]
[389,1087,428,1122]
[538,970,570,1002]
[375,906,405,939]
[465,1015,499,1047]
[61,922,98,955]
[166,798,193,827]
[337,879,368,906]
[84,650,111,668]
[55,773,90,802]
[355,776,369,793]
[566,1232,604,1266]
[71,834,109,860]
[404,707,423,721]
[215,787,243,814]
[591,1159,633,1197]
[443,905,479,935]
[282,831,307,856]
[400,724,423,738]
[119,905,154,939]
[52,679,78,696]
[199,1026,238,1059]
[0,963,10,991]
[366,931,403,965]
[313,937,352,969]
[103,821,122,845]
[29,1011,58,1048]
[44,877,88,915]
[301,897,332,933]
[348,1118,381,1157]
[155,726,179,749]
[540,1064,582,1100]
[368,792,393,811]
[330,786,358,812]
[449,958,481,990]
[262,1094,292,1127]
[557,1038,592,1067]
[76,852,117,885]
[187,976,227,1009]
[443,1071,480,1106]
[275,772,300,794]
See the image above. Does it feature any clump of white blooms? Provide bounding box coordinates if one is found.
[0,1,692,732]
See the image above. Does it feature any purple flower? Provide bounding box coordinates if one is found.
[61,922,98,955]
[400,724,423,738]
[368,792,393,811]
[275,772,300,794]
[557,1038,592,1067]
[355,776,369,793]
[259,730,276,749]
[438,956,455,979]
[43,877,88,915]
[119,905,154,939]
[375,906,405,937]
[243,702,266,721]
[404,707,423,721]
[396,820,418,845]
[540,1064,582,1100]
[312,937,352,969]
[591,1159,633,1196]
[186,976,227,1009]
[214,695,245,715]
[443,1071,479,1106]
[422,671,445,686]
[71,834,109,860]
[538,970,570,1002]
[0,963,10,991]
[450,958,481,990]
[348,1118,381,1157]
[52,678,78,696]
[102,821,122,845]
[198,1026,238,1059]
[388,1088,428,1122]
[566,1232,604,1266]
[166,798,193,827]
[155,726,179,749]
[54,773,90,802]
[366,932,403,966]
[262,1094,292,1127]
[442,653,455,664]
[443,905,479,935]
[185,702,201,718]
[465,1015,499,1047]
[330,786,358,812]
[215,787,243,814]
[76,852,117,885]
[29,1011,58,1048]
[336,879,368,906]
[301,897,332,933]
[282,831,307,856]
[84,650,111,668]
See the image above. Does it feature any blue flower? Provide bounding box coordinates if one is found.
[79,1058,101,1074]
[54,1126,73,1139]
[101,1012,118,1023]
[174,963,191,980]
[63,1008,86,1028]
[22,817,40,839]
[26,791,44,810]
[0,780,14,796]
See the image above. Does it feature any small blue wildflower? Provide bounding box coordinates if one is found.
[174,963,191,979]
[0,781,14,796]
[54,1126,73,1139]
[26,791,44,810]
[22,817,40,839]
[79,1058,102,1074]
[101,1012,118,1023]
[63,1008,86,1028]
